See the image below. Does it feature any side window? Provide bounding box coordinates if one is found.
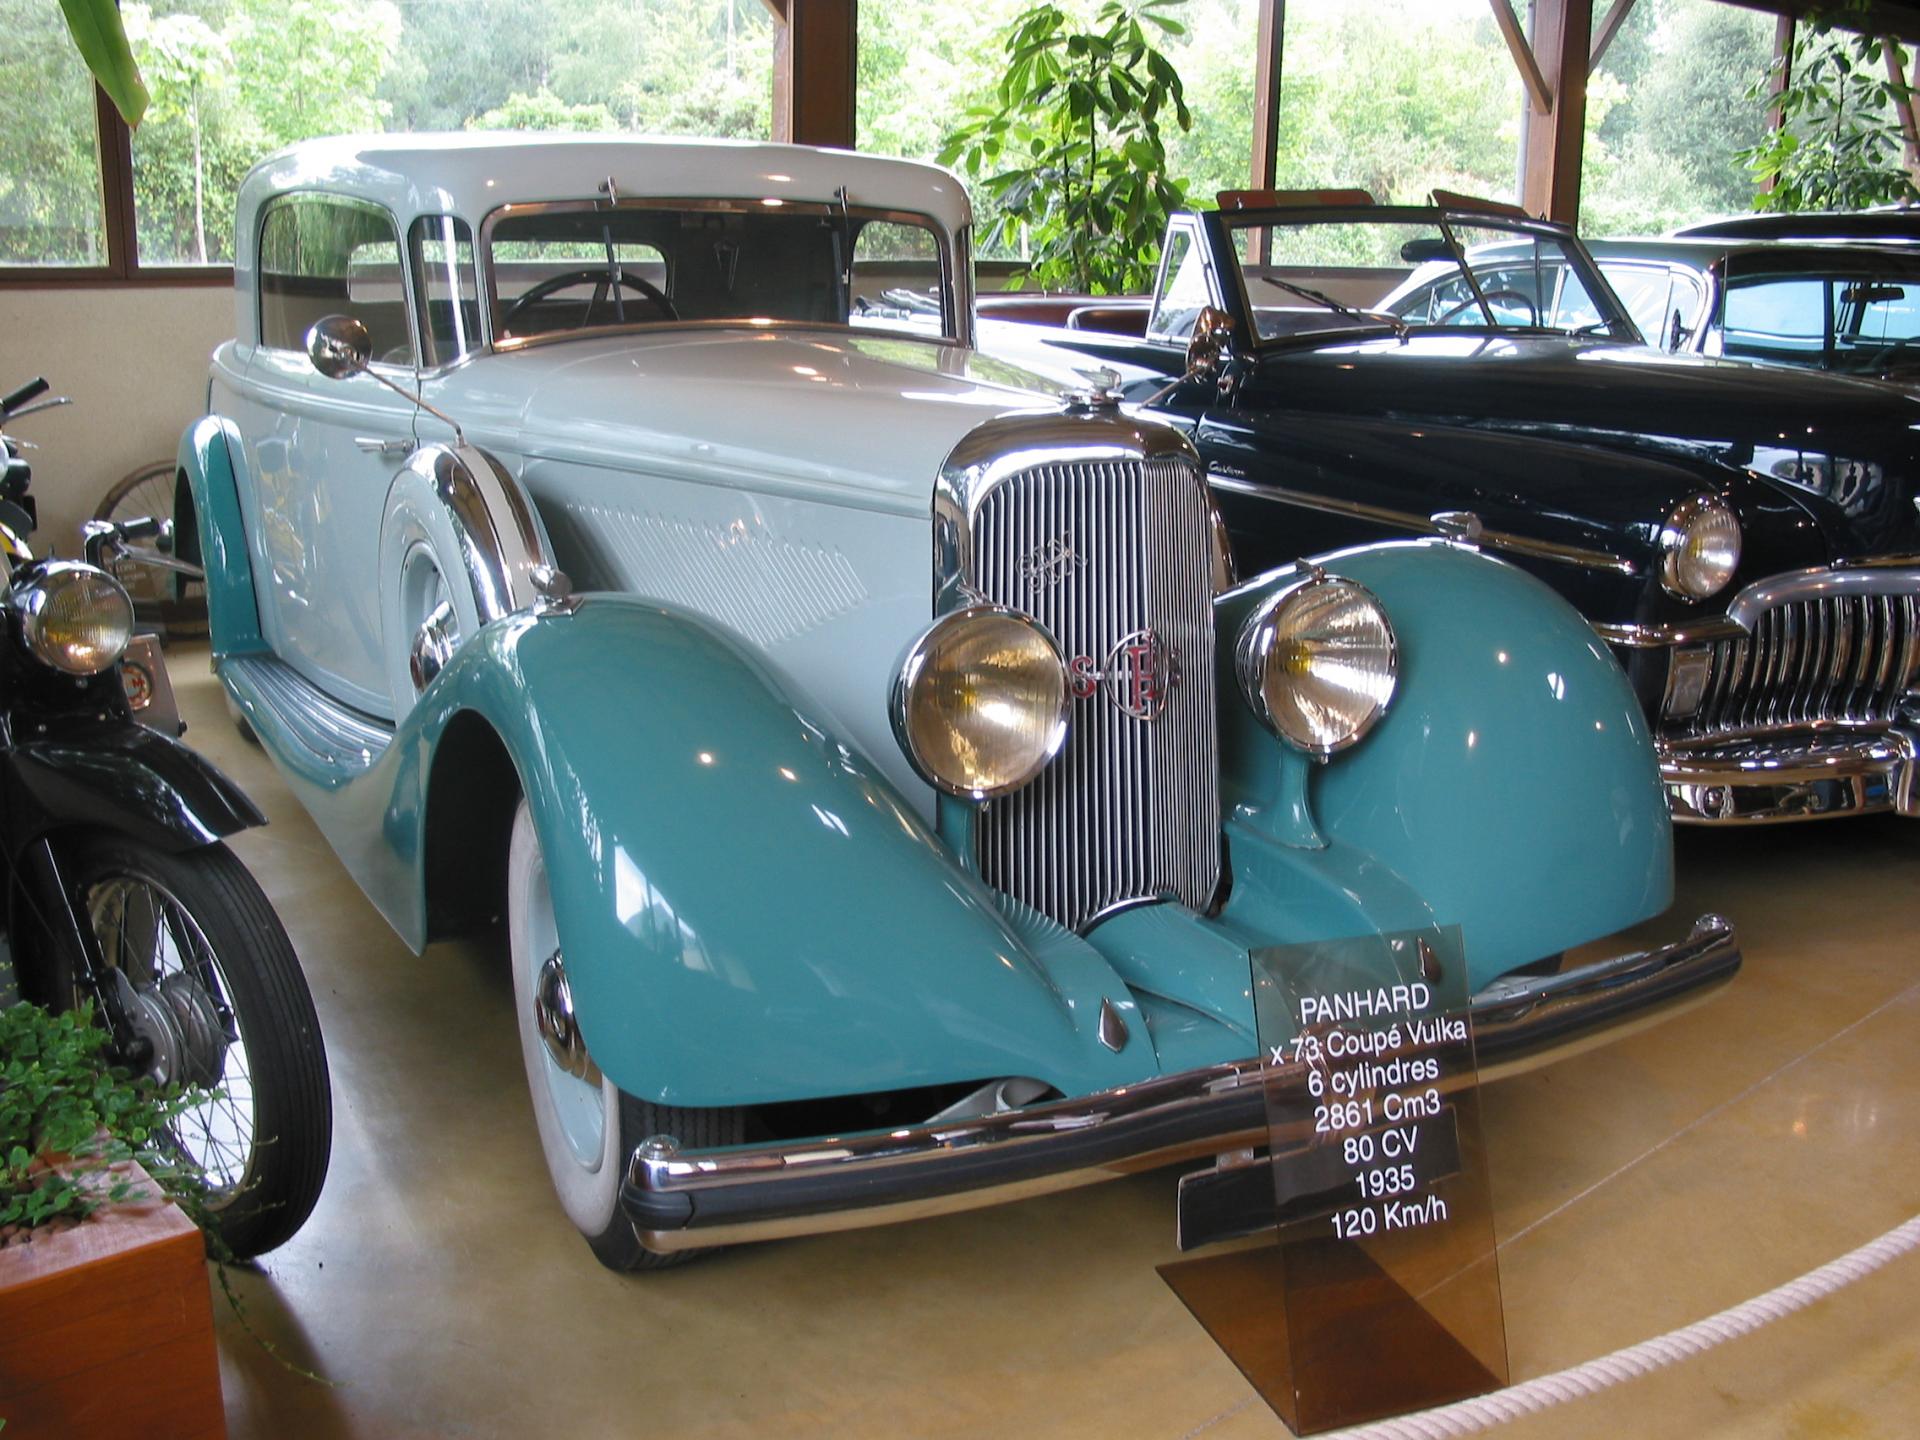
[410,216,480,367]
[1548,265,1601,330]
[1597,265,1674,345]
[1148,224,1207,342]
[258,196,410,363]
[1669,272,1706,347]
[1720,277,1828,362]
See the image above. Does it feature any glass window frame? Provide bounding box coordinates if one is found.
[0,84,230,288]
[254,191,414,366]
[477,197,961,349]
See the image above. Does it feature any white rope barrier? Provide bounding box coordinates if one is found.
[1326,1214,1920,1439]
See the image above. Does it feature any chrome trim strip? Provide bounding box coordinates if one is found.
[1593,618,1748,649]
[1659,724,1919,824]
[1725,564,1920,632]
[1207,475,1639,575]
[624,915,1739,1251]
[410,442,555,623]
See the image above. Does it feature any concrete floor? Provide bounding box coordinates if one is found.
[170,645,1920,1440]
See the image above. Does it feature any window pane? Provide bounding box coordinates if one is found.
[1720,277,1827,362]
[1581,0,1775,237]
[1274,0,1524,206]
[1601,265,1679,345]
[0,0,108,265]
[127,0,772,269]
[488,202,950,341]
[860,0,1254,272]
[259,197,407,358]
[410,217,479,367]
[850,219,943,327]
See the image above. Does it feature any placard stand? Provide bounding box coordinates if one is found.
[1160,928,1507,1435]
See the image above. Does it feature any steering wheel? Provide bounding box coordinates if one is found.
[1435,289,1539,327]
[500,267,677,333]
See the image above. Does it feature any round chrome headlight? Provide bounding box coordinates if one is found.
[1659,494,1741,601]
[892,606,1071,799]
[14,562,135,676]
[1237,573,1398,755]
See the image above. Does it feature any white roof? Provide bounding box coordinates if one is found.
[232,131,974,259]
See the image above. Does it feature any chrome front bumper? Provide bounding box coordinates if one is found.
[1661,723,1919,824]
[623,914,1739,1254]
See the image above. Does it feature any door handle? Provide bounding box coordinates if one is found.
[354,436,415,458]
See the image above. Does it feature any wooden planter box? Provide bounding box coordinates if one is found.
[0,1159,225,1439]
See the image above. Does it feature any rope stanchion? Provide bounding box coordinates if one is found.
[1325,1215,1920,1439]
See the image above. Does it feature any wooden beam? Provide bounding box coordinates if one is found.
[1590,0,1637,68]
[770,0,856,149]
[1518,0,1592,224]
[1250,0,1284,190]
[757,0,787,20]
[1490,0,1553,114]
[1885,35,1920,180]
[1768,14,1794,132]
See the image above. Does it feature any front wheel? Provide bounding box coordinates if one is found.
[507,800,741,1270]
[38,834,332,1258]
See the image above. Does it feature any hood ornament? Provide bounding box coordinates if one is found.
[1063,366,1126,412]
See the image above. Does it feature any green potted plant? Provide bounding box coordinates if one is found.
[0,1001,225,1438]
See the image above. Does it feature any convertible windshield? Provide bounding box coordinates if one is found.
[485,200,950,344]
[1153,211,1630,346]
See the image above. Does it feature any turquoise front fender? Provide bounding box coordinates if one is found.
[178,416,265,656]
[1214,539,1673,993]
[389,600,1153,1108]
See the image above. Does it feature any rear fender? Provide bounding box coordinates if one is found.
[1215,539,1672,990]
[423,597,1152,1109]
[177,417,264,656]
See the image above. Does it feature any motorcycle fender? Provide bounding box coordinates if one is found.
[423,597,1152,1109]
[177,416,265,656]
[3,723,265,860]
[1215,539,1673,992]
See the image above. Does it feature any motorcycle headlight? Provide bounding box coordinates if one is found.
[1658,494,1742,601]
[892,605,1070,799]
[14,562,135,676]
[1237,573,1397,755]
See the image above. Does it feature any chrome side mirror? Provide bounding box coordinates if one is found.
[1186,305,1236,381]
[307,315,373,380]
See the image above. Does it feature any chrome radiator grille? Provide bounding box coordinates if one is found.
[971,456,1222,930]
[1685,592,1920,736]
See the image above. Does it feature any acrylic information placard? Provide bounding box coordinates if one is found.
[1160,927,1507,1435]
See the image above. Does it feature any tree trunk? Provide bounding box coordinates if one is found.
[191,86,207,265]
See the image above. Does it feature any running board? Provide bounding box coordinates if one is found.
[220,654,394,786]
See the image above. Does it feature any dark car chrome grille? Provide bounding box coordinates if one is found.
[1686,592,1920,736]
[970,456,1222,930]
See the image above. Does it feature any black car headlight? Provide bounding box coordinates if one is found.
[1658,495,1741,601]
[14,562,134,676]
[1237,573,1397,755]
[892,605,1071,799]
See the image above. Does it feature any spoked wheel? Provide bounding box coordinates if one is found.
[92,461,207,639]
[40,833,331,1258]
[507,800,741,1271]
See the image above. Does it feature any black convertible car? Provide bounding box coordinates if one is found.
[980,193,1920,827]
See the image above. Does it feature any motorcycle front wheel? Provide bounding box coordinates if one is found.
[36,833,332,1258]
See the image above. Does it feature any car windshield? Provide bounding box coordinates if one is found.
[1153,210,1630,347]
[484,200,951,344]
[1718,266,1920,376]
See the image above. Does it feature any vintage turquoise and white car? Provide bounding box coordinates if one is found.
[179,134,1738,1270]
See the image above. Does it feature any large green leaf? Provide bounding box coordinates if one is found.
[58,0,150,129]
